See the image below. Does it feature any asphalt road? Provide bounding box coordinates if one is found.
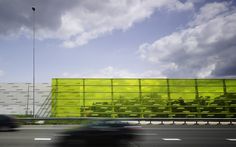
[0,125,236,147]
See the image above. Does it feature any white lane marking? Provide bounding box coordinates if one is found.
[162,138,181,141]
[34,138,51,141]
[226,138,236,141]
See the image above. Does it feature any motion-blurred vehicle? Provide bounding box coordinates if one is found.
[56,120,142,147]
[0,115,19,131]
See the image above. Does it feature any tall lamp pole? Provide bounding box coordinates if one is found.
[32,7,36,118]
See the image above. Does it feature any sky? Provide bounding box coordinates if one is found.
[0,0,236,83]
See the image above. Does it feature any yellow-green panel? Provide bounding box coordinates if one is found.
[57,85,82,92]
[198,92,223,100]
[52,78,83,86]
[51,78,236,118]
[169,79,195,85]
[85,99,112,106]
[142,93,168,99]
[227,86,236,92]
[113,79,139,85]
[197,79,223,86]
[169,86,195,92]
[56,99,82,107]
[85,79,111,85]
[141,79,167,85]
[85,86,111,92]
[225,79,236,86]
[113,86,139,92]
[170,93,195,99]
[198,86,223,92]
[84,93,111,99]
[113,93,139,99]
[142,86,167,92]
[56,92,82,99]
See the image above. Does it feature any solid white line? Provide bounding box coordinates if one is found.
[162,138,181,141]
[226,138,236,141]
[34,138,51,141]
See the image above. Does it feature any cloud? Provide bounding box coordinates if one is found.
[0,0,193,47]
[138,1,236,78]
[0,70,5,77]
[62,66,166,78]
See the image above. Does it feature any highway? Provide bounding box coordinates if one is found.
[0,125,236,147]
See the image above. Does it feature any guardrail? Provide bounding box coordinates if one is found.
[17,117,236,125]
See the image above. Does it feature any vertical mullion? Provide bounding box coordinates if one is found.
[223,79,229,117]
[195,79,200,118]
[54,79,58,117]
[166,79,171,118]
[111,79,115,118]
[138,79,143,118]
[83,79,85,117]
[223,79,227,95]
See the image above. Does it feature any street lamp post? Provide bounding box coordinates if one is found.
[32,7,36,118]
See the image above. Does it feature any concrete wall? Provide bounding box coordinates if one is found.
[0,83,50,115]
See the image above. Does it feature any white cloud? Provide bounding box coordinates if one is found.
[0,0,193,48]
[61,66,166,78]
[189,1,230,26]
[58,0,194,48]
[0,70,5,77]
[139,2,236,78]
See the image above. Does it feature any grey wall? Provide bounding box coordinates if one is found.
[0,83,50,115]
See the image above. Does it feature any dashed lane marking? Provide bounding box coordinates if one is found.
[34,138,51,141]
[162,138,181,141]
[226,138,236,141]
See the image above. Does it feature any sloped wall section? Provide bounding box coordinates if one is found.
[51,78,236,118]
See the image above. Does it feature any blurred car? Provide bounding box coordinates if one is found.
[56,120,142,147]
[0,115,19,131]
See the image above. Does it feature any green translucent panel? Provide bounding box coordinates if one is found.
[169,79,195,85]
[113,79,139,85]
[56,92,81,99]
[113,93,139,99]
[85,99,112,106]
[85,86,111,92]
[57,99,82,107]
[142,93,168,99]
[227,86,236,92]
[57,85,82,92]
[85,79,111,85]
[142,86,167,92]
[225,79,236,86]
[198,86,223,92]
[197,79,223,86]
[198,93,223,100]
[141,79,167,85]
[51,78,236,118]
[85,93,111,99]
[54,106,81,116]
[170,93,195,99]
[142,97,168,105]
[169,86,195,92]
[113,86,139,92]
[52,78,83,86]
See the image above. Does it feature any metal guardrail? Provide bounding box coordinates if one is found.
[17,117,236,125]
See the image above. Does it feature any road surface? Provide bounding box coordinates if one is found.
[0,125,236,147]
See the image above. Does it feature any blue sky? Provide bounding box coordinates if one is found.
[0,0,236,82]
